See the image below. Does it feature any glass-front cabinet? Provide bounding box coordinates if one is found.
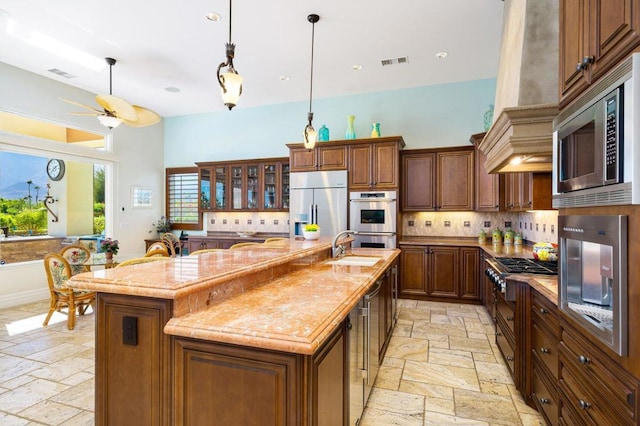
[196,158,289,212]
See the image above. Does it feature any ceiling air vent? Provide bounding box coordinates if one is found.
[47,68,75,79]
[381,56,409,66]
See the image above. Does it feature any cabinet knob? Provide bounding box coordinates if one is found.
[540,308,548,314]
[539,398,549,405]
[576,62,586,71]
[540,347,549,354]
[506,355,514,361]
[579,400,591,410]
[495,331,501,337]
[506,316,514,321]
[582,55,594,66]
[578,355,590,365]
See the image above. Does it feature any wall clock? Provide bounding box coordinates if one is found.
[46,159,65,181]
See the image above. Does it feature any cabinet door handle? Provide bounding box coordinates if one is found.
[540,347,549,354]
[582,55,594,66]
[579,400,591,410]
[539,398,549,405]
[576,62,586,71]
[578,355,591,365]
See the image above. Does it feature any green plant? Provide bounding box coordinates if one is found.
[151,216,172,234]
[304,224,320,232]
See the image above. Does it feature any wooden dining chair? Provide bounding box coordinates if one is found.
[60,244,91,276]
[43,253,96,330]
[116,257,170,268]
[263,237,289,244]
[229,242,261,249]
[161,232,181,256]
[145,248,170,257]
[189,248,226,255]
[146,242,170,257]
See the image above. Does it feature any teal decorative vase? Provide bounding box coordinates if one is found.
[345,115,356,139]
[318,125,330,141]
[371,122,381,138]
[483,104,494,131]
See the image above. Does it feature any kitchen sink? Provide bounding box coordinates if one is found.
[326,256,381,267]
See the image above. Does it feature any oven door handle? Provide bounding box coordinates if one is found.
[354,231,396,237]
[350,198,396,203]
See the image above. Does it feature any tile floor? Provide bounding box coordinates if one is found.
[0,299,545,425]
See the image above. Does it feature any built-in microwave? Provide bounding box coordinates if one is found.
[553,53,640,207]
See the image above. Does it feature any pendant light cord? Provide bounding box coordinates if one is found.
[228,0,232,43]
[308,21,315,114]
[109,64,113,95]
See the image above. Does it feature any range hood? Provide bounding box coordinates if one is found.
[479,0,559,174]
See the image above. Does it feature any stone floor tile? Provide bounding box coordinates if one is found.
[453,388,521,424]
[16,400,82,425]
[385,336,430,362]
[427,347,475,369]
[365,387,425,416]
[403,360,480,391]
[360,406,424,426]
[448,335,493,354]
[0,411,30,425]
[474,360,513,385]
[375,364,403,390]
[49,378,94,411]
[423,411,489,425]
[0,379,70,414]
[59,410,94,426]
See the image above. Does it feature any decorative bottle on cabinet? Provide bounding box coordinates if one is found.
[318,125,329,141]
[371,122,381,137]
[345,115,356,139]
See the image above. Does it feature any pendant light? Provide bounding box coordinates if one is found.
[303,14,320,150]
[216,0,243,110]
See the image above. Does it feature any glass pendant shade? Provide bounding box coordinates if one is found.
[304,124,317,149]
[97,115,123,129]
[219,71,243,110]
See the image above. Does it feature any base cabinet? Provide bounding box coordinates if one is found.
[173,324,347,425]
[399,244,481,303]
[95,294,172,426]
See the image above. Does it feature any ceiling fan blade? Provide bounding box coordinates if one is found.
[96,94,138,121]
[122,106,161,127]
[60,97,103,114]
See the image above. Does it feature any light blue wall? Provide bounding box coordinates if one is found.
[164,78,496,166]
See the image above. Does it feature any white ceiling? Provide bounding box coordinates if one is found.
[0,0,505,118]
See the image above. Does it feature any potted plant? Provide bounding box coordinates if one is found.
[302,224,320,240]
[100,238,120,260]
[151,216,172,235]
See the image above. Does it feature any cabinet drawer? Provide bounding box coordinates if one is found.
[559,360,619,426]
[531,290,559,337]
[560,327,637,423]
[495,315,515,377]
[496,296,515,336]
[532,364,559,426]
[532,323,559,380]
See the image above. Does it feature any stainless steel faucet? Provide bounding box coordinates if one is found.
[332,230,358,258]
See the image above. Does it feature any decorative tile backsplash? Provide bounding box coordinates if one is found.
[205,212,290,234]
[402,210,558,244]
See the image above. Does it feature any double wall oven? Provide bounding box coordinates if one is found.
[349,191,397,249]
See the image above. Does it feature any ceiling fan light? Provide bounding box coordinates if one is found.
[219,71,243,110]
[98,115,123,129]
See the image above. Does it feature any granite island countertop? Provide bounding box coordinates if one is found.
[69,237,400,355]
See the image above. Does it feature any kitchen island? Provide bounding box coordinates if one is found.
[69,237,399,425]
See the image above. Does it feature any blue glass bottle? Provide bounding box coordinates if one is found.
[318,125,330,141]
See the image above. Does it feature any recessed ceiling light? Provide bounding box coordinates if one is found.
[352,64,363,71]
[206,12,221,21]
[435,51,448,59]
[165,87,181,93]
[280,75,290,81]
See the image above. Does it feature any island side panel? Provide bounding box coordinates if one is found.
[96,293,173,426]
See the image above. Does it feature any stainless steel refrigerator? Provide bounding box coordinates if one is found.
[289,170,348,238]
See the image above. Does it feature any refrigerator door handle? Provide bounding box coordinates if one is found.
[314,204,318,225]
[309,203,314,224]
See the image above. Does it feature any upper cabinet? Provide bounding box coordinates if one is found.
[288,144,348,172]
[471,132,505,212]
[505,172,553,212]
[560,0,640,108]
[402,146,475,211]
[197,157,289,212]
[349,139,403,190]
[287,136,405,189]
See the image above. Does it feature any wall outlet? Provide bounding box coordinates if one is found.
[504,221,511,228]
[408,220,415,227]
[464,221,470,227]
[425,221,431,227]
[484,221,491,228]
[444,221,451,227]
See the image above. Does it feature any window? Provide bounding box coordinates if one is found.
[166,167,200,230]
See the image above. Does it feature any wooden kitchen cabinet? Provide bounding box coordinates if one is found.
[187,236,220,253]
[288,143,348,172]
[197,157,289,212]
[173,321,347,425]
[399,244,481,303]
[349,140,402,190]
[505,172,553,212]
[401,146,474,211]
[95,293,173,426]
[471,132,505,212]
[559,0,640,108]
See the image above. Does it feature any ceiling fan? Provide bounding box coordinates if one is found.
[62,57,160,129]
